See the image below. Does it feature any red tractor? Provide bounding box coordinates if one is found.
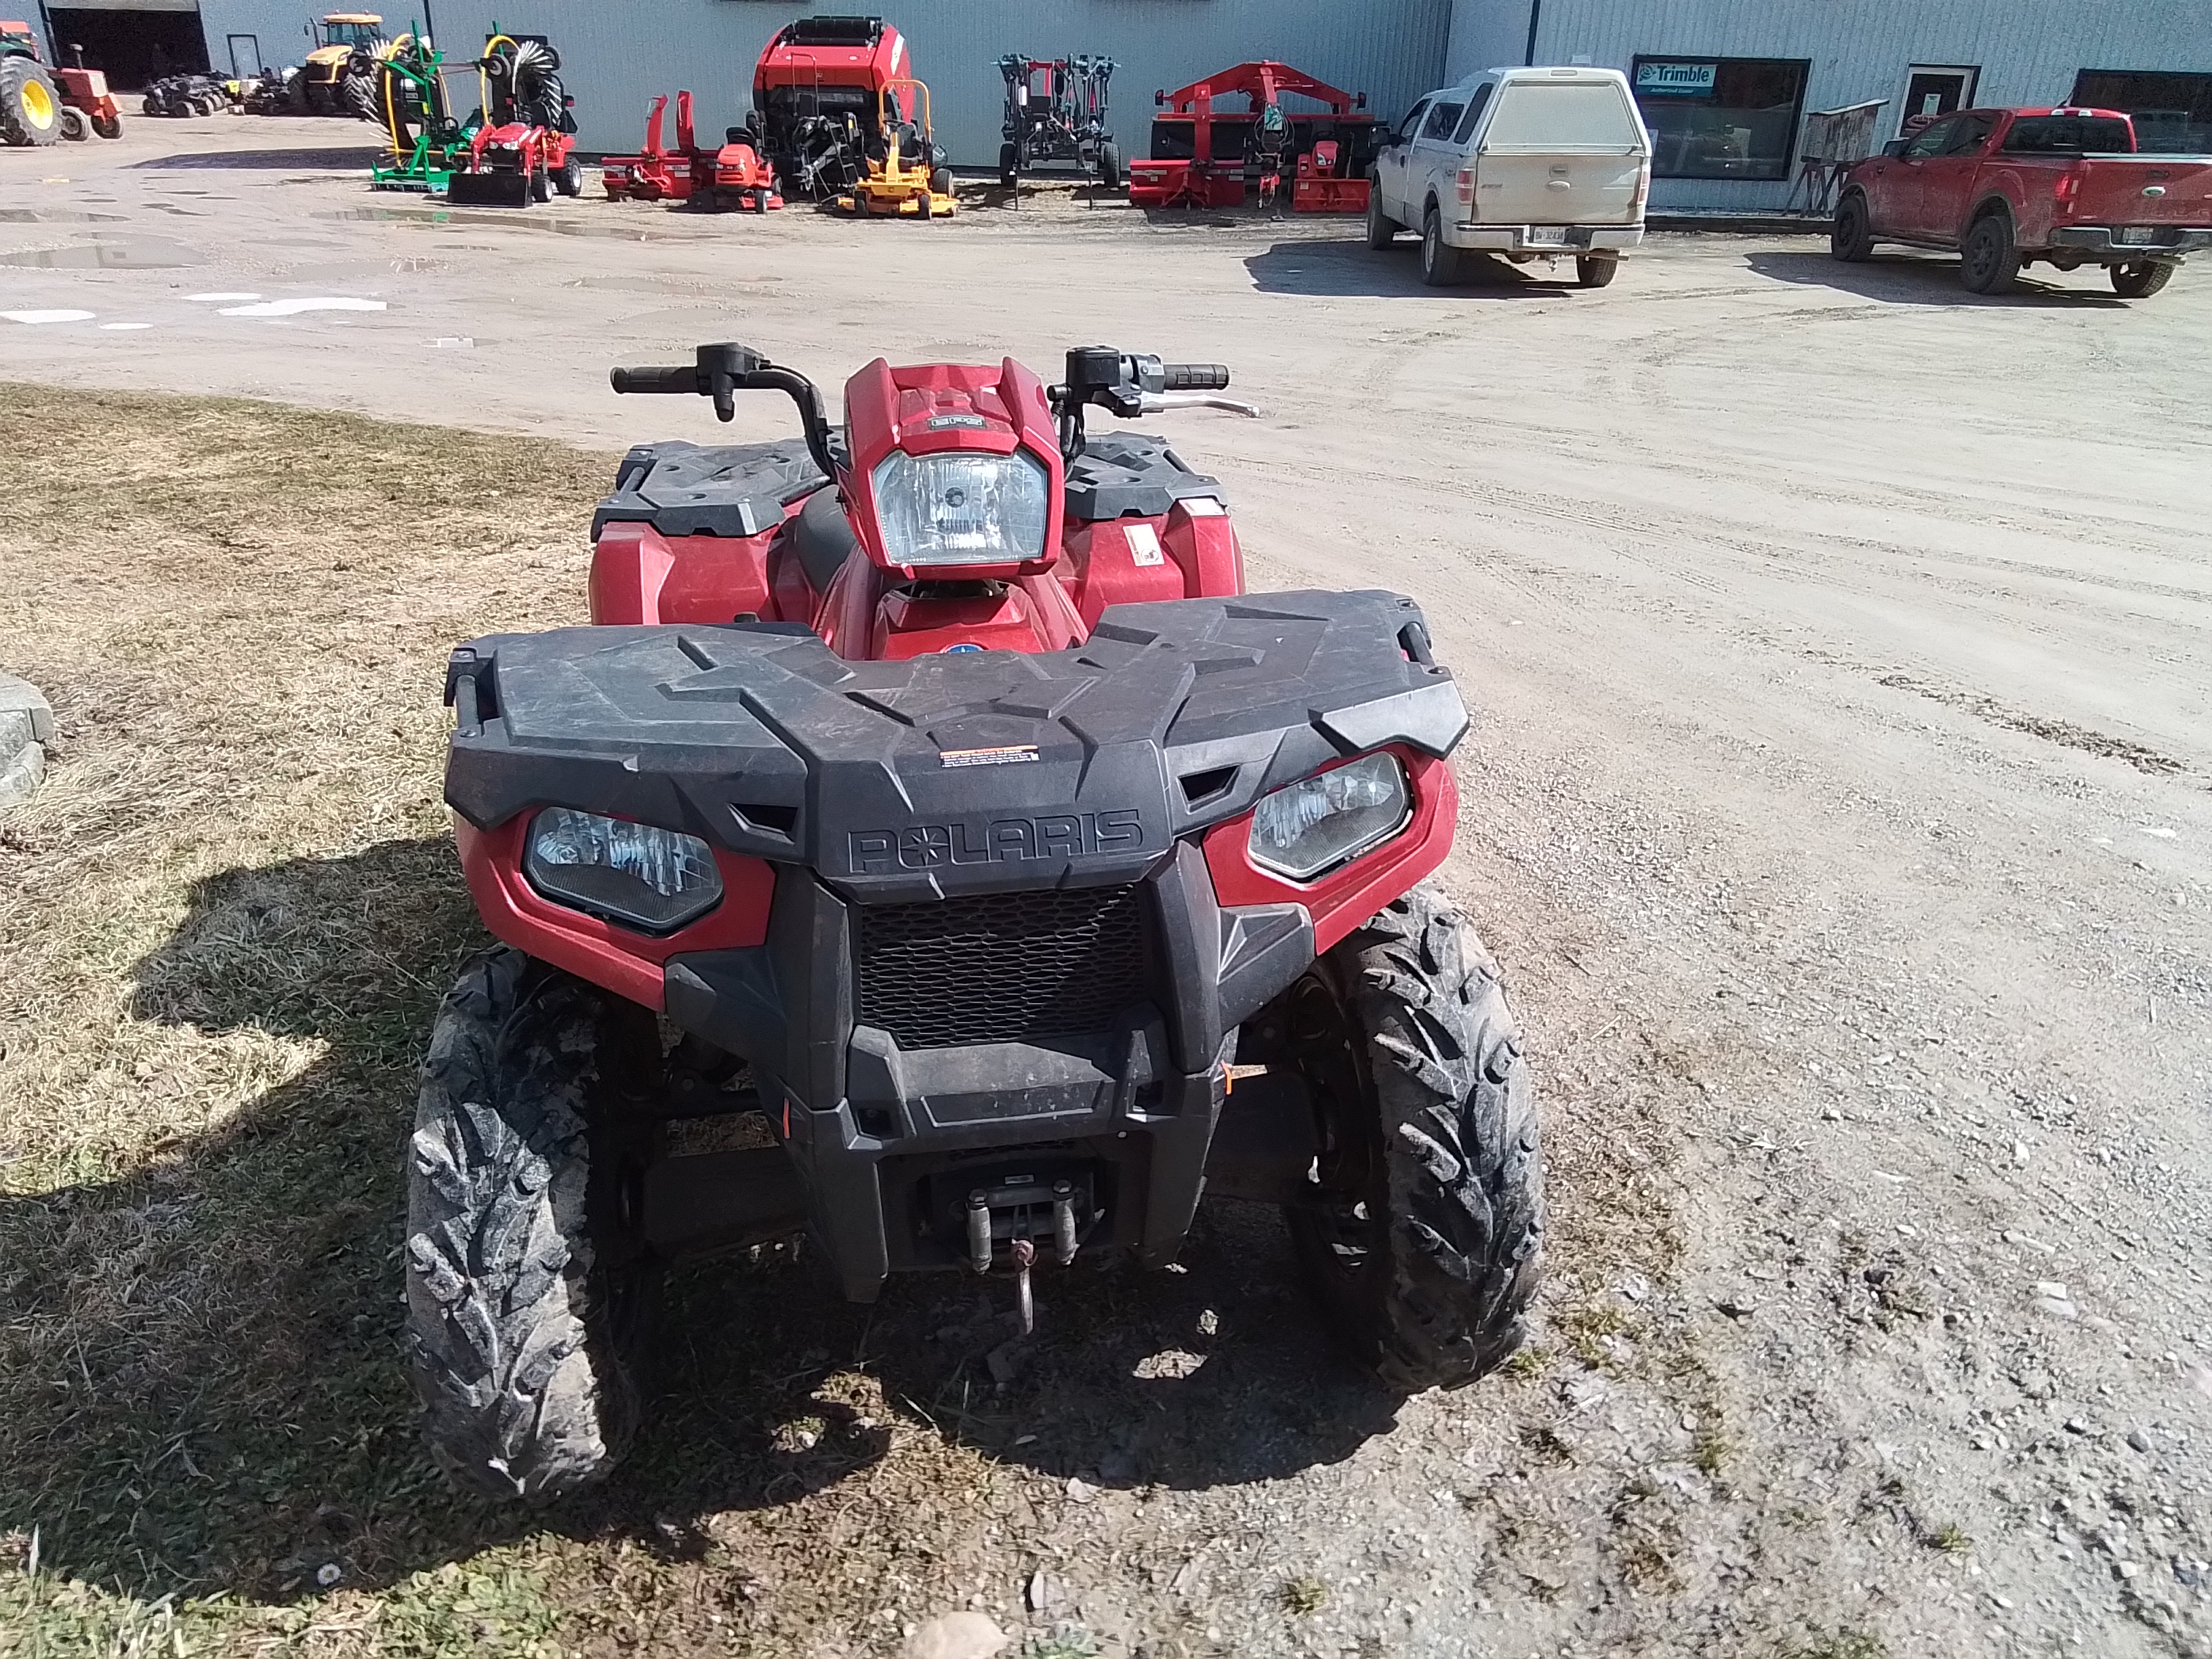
[601,90,782,211]
[446,35,580,206]
[1128,60,1378,212]
[409,340,1547,1500]
[1,20,122,145]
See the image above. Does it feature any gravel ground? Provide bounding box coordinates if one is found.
[2,118,2208,1659]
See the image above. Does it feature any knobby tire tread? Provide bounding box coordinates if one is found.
[1315,883,1546,1391]
[405,945,653,1502]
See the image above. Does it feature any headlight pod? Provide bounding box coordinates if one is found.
[524,807,723,933]
[1247,753,1412,882]
[870,447,1050,567]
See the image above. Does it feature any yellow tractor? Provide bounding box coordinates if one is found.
[293,12,383,117]
[835,77,956,218]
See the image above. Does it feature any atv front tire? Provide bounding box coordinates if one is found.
[1284,883,1544,1391]
[405,945,663,1502]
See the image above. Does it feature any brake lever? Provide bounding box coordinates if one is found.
[1139,391,1261,417]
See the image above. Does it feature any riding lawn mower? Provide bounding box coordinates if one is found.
[833,76,954,217]
[408,340,1547,1500]
[600,90,782,212]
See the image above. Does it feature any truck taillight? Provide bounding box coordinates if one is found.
[1456,163,1475,207]
[2054,169,2081,216]
[1631,165,1647,218]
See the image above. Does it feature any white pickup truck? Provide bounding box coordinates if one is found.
[1368,66,1652,287]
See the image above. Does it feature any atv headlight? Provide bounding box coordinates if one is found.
[1247,753,1411,882]
[870,448,1050,567]
[524,808,722,933]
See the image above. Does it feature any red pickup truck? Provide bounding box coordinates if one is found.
[1831,106,2212,298]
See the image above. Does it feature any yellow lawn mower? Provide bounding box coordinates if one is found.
[834,77,956,218]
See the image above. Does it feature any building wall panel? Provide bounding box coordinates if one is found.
[199,0,1454,166]
[1447,0,2212,206]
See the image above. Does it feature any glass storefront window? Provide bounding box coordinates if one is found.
[1631,56,1810,181]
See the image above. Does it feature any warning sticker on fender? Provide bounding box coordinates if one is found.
[1126,523,1165,567]
[939,745,1040,768]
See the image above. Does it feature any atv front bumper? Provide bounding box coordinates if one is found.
[443,592,1469,1298]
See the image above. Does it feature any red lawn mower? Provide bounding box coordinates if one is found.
[600,90,782,211]
[411,341,1545,1500]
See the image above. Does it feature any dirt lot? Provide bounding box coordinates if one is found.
[3,121,2210,1659]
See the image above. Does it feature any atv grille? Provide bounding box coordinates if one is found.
[855,886,1151,1049]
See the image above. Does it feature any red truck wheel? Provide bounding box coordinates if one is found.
[1831,194,1872,262]
[2110,261,2171,300]
[1959,214,2020,295]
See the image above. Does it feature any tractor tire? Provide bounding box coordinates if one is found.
[340,72,377,122]
[2110,260,2172,300]
[1366,186,1397,249]
[304,79,333,117]
[1575,253,1618,288]
[58,104,88,141]
[555,154,583,197]
[998,140,1017,188]
[1097,140,1122,191]
[92,111,120,138]
[1960,212,2020,295]
[1420,204,1462,287]
[531,164,552,204]
[405,945,663,1503]
[1282,884,1545,1391]
[1830,191,1873,262]
[289,73,312,115]
[1,56,64,146]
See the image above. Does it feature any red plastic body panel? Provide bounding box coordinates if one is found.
[1202,747,1459,954]
[1057,497,1244,628]
[840,357,1064,583]
[589,518,790,626]
[755,23,905,96]
[455,815,777,1012]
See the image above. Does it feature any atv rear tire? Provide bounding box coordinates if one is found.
[1283,883,1544,1391]
[1420,204,1462,287]
[1,56,63,146]
[405,945,663,1502]
[1366,186,1396,249]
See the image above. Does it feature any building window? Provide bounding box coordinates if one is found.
[2070,70,2212,153]
[1631,56,1810,181]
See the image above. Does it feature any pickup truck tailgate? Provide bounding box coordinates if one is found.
[2069,157,2212,230]
[1471,79,1644,224]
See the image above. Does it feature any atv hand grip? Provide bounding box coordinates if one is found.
[1161,363,1231,392]
[610,365,703,395]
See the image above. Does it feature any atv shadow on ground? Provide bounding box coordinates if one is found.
[1,836,1399,1605]
[1742,248,2131,308]
[1243,238,1573,298]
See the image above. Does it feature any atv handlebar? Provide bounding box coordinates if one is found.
[1049,348,1252,459]
[1160,363,1231,392]
[610,343,844,480]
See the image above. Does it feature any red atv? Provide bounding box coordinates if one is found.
[411,342,1546,1500]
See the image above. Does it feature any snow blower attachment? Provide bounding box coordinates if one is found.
[834,75,954,217]
[446,31,579,206]
[997,53,1118,190]
[1128,60,1378,212]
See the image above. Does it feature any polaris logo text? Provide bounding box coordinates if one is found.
[849,811,1143,872]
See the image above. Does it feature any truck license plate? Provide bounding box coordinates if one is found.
[1526,227,1569,246]
[2114,225,2154,244]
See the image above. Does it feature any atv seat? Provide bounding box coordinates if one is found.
[792,487,858,595]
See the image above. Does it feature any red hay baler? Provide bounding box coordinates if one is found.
[1128,60,1377,212]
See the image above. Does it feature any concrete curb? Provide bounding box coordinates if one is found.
[0,672,54,809]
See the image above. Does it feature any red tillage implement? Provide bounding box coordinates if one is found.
[1127,60,1377,212]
